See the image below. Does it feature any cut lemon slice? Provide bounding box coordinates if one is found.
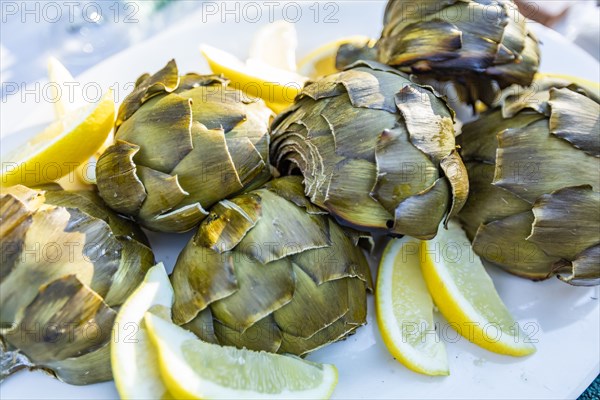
[0,90,115,187]
[376,236,449,376]
[111,263,174,400]
[535,72,600,92]
[200,44,307,113]
[249,20,298,72]
[421,221,536,357]
[145,312,338,400]
[297,36,376,78]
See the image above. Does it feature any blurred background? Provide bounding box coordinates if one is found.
[1,0,599,99]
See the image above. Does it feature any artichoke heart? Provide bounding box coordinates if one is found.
[377,0,541,106]
[270,60,469,239]
[171,176,373,356]
[96,59,274,233]
[458,77,600,286]
[0,185,154,384]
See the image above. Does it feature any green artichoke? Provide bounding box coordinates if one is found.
[96,60,273,233]
[458,77,600,286]
[0,185,154,384]
[270,60,468,239]
[171,176,372,356]
[377,0,541,106]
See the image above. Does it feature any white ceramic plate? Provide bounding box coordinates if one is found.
[1,2,599,399]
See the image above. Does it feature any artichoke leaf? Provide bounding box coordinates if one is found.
[210,257,294,332]
[171,123,243,208]
[144,203,208,233]
[182,307,219,345]
[323,158,392,232]
[291,220,370,286]
[264,176,328,215]
[225,137,266,187]
[43,343,112,385]
[395,86,455,163]
[136,166,189,221]
[95,140,146,215]
[238,190,331,264]
[0,193,35,282]
[279,312,353,357]
[494,119,600,202]
[1,207,120,325]
[373,124,439,212]
[117,94,194,173]
[378,20,462,67]
[183,86,248,133]
[194,194,262,253]
[3,275,116,362]
[336,41,378,71]
[116,59,179,127]
[104,238,154,306]
[171,244,238,325]
[555,245,600,286]
[458,162,530,240]
[213,315,282,353]
[321,95,396,161]
[392,177,450,240]
[440,150,469,224]
[472,211,560,280]
[459,110,544,163]
[548,88,600,157]
[528,185,600,261]
[273,264,349,339]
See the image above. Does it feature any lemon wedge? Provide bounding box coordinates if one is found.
[1,90,115,188]
[535,72,600,92]
[48,56,79,119]
[297,36,376,78]
[421,221,536,357]
[200,44,307,113]
[249,20,298,72]
[144,312,338,400]
[376,236,449,376]
[111,263,174,400]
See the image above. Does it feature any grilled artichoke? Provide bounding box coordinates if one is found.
[171,176,372,355]
[458,77,600,286]
[377,0,541,106]
[0,185,154,384]
[270,60,468,239]
[96,60,273,233]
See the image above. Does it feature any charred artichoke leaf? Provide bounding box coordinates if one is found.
[0,207,119,325]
